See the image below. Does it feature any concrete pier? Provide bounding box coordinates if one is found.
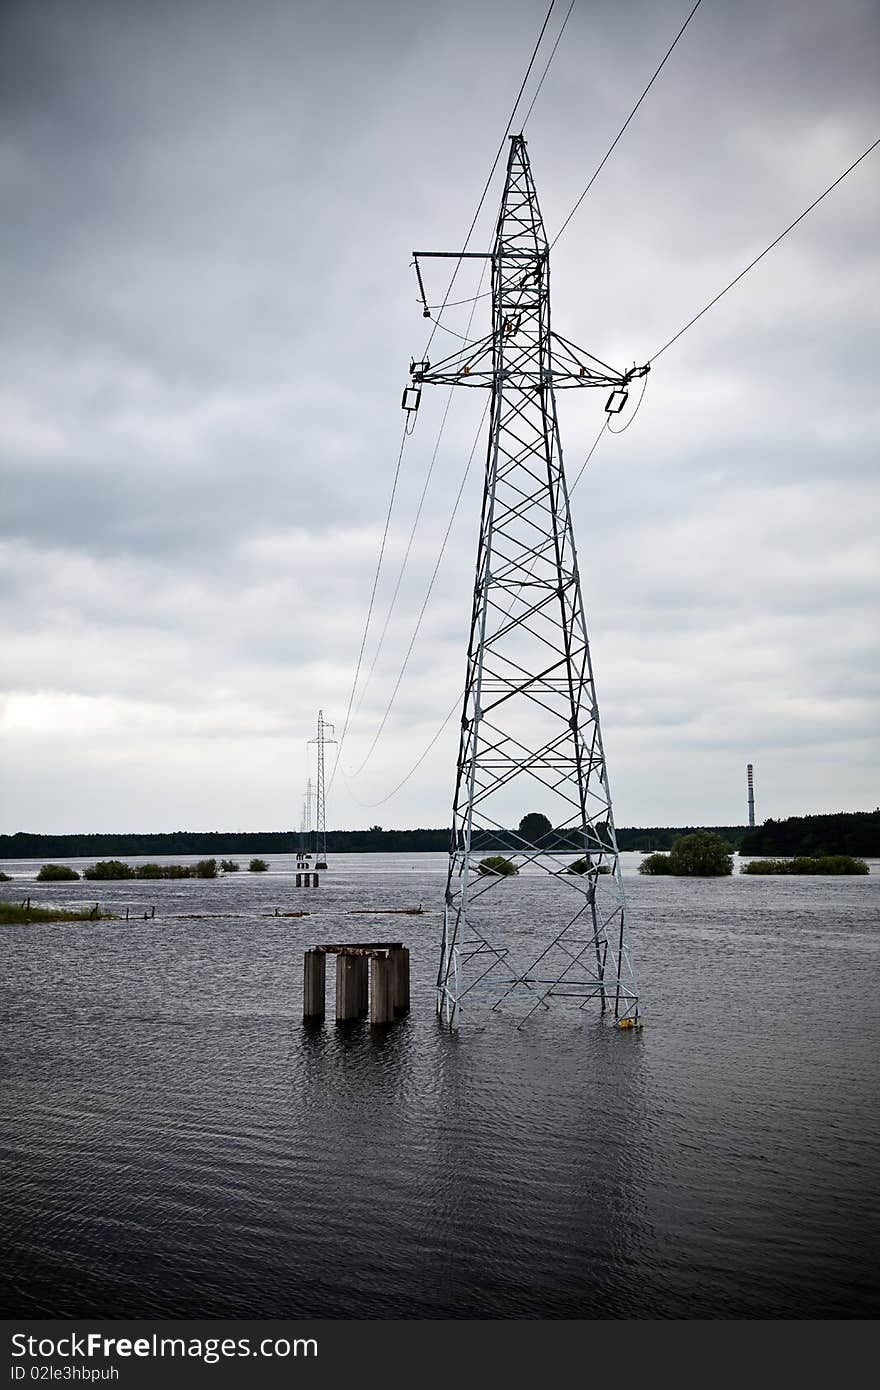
[336,954,368,1021]
[357,956,370,1017]
[303,949,326,1020]
[370,954,396,1025]
[303,941,410,1027]
[295,871,320,888]
[392,946,411,1013]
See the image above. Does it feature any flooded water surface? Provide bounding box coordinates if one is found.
[1,853,878,1318]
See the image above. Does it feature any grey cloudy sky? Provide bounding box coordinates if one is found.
[1,0,878,833]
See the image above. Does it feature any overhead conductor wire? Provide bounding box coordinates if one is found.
[424,0,562,351]
[348,412,606,808]
[521,0,577,129]
[332,0,570,798]
[347,396,491,782]
[352,260,489,723]
[327,421,408,794]
[330,1,565,797]
[651,134,880,359]
[550,0,704,249]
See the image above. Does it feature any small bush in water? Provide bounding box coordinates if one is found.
[478,856,518,877]
[83,860,135,880]
[742,855,868,875]
[568,858,610,875]
[37,864,80,881]
[640,832,733,877]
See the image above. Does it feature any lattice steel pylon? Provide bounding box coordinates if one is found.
[298,779,313,858]
[308,711,336,866]
[409,136,646,1028]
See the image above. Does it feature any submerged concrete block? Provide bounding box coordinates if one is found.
[370,954,395,1025]
[303,949,326,1020]
[336,954,368,1021]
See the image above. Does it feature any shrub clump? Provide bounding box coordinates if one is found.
[0,870,11,882]
[220,859,240,872]
[640,831,734,877]
[742,855,868,876]
[638,851,674,876]
[478,855,519,877]
[249,858,270,873]
[568,858,610,875]
[84,859,219,880]
[36,864,80,881]
[83,860,135,880]
[134,863,164,879]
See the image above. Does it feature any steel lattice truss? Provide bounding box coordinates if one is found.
[309,711,336,865]
[412,136,642,1027]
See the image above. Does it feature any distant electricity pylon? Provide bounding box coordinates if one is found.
[309,711,336,869]
[299,777,314,858]
[747,763,755,828]
[407,135,645,1028]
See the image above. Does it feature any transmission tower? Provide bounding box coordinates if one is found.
[308,711,336,868]
[747,763,755,828]
[408,136,645,1028]
[298,781,313,858]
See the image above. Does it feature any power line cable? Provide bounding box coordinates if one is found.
[342,0,572,760]
[550,0,704,250]
[426,290,492,311]
[351,385,458,724]
[354,263,490,720]
[348,398,491,777]
[424,0,560,353]
[352,411,613,806]
[521,0,577,130]
[569,416,608,491]
[339,697,460,808]
[327,421,409,793]
[651,134,880,360]
[428,318,482,344]
[335,4,563,791]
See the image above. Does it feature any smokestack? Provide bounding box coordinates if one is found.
[747,764,755,828]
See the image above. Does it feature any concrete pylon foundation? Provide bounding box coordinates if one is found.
[370,955,395,1025]
[303,949,325,1020]
[336,955,368,1021]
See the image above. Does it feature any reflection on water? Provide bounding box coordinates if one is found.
[1,854,878,1316]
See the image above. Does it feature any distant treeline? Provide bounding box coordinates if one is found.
[4,815,875,861]
[0,825,749,858]
[614,826,747,851]
[739,810,880,857]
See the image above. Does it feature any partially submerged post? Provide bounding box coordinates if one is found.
[336,954,368,1020]
[303,949,326,1021]
[392,946,410,1014]
[370,954,395,1025]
